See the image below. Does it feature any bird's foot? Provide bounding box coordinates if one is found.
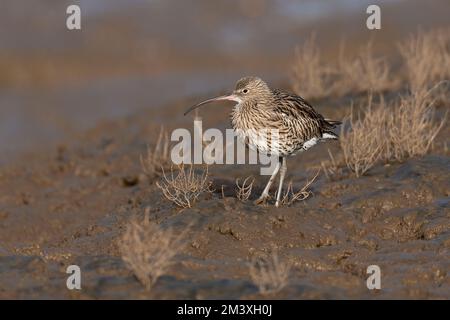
[254,194,269,206]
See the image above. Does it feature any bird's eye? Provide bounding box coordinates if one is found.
[243,89,249,94]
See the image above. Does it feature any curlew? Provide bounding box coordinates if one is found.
[184,76,341,207]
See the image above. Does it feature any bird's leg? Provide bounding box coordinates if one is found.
[275,157,287,207]
[254,158,281,205]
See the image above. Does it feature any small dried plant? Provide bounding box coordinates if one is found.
[249,252,291,295]
[291,33,334,99]
[385,87,447,162]
[156,164,212,208]
[339,41,392,93]
[119,214,188,290]
[358,42,392,92]
[235,176,254,201]
[292,36,395,99]
[337,86,446,177]
[320,149,344,180]
[141,126,171,181]
[340,97,387,177]
[399,28,450,93]
[280,170,320,206]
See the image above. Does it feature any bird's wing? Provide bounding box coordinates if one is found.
[272,89,324,121]
[270,89,332,142]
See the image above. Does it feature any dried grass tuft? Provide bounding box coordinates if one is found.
[340,96,386,177]
[291,36,395,99]
[235,176,254,201]
[141,126,171,181]
[296,29,449,177]
[280,170,320,206]
[399,29,450,92]
[338,87,446,177]
[156,164,212,208]
[119,214,187,290]
[249,252,291,295]
[385,88,447,161]
[320,149,345,180]
[291,33,335,99]
[338,41,392,93]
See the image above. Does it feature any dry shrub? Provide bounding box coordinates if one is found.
[249,252,291,295]
[291,34,335,99]
[292,29,449,100]
[235,176,254,201]
[399,29,450,92]
[320,149,345,180]
[279,170,320,206]
[156,164,212,208]
[119,214,187,290]
[340,96,387,177]
[291,36,393,99]
[339,88,446,176]
[385,88,446,161]
[141,126,171,180]
[338,41,392,93]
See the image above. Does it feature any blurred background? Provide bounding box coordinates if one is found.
[0,0,449,164]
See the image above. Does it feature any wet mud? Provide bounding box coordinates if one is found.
[0,99,448,299]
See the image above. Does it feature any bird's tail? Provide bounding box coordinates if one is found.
[322,131,339,140]
[325,119,342,128]
[322,119,342,140]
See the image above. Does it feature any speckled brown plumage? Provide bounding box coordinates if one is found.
[185,76,341,207]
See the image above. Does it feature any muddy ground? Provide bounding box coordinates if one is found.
[1,0,450,300]
[0,91,448,299]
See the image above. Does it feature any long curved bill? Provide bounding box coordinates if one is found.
[184,94,241,116]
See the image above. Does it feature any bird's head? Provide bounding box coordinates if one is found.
[184,76,271,116]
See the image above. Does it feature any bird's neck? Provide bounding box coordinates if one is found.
[232,100,255,114]
[230,100,261,131]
